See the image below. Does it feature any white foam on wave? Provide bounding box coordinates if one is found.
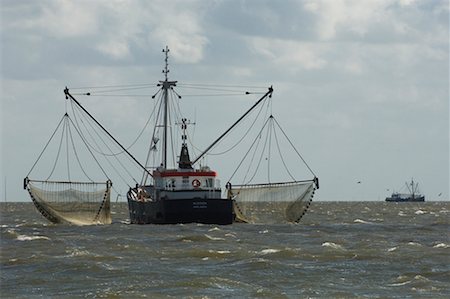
[259,248,281,255]
[64,248,91,257]
[388,280,412,287]
[16,234,50,241]
[407,241,422,246]
[208,227,221,232]
[433,243,449,248]
[353,219,373,224]
[415,210,426,215]
[99,262,117,271]
[322,242,345,250]
[413,274,430,282]
[209,250,231,254]
[388,274,428,287]
[204,234,225,241]
[387,247,397,252]
[398,211,407,216]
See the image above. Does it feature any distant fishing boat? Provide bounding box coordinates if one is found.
[385,178,425,202]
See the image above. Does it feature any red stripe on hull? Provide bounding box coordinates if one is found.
[154,171,217,177]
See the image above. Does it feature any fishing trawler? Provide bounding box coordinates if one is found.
[24,46,319,225]
[385,178,425,202]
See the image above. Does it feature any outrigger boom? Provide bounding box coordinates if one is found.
[64,87,153,178]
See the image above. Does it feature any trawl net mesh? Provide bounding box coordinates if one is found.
[231,181,315,223]
[26,180,112,225]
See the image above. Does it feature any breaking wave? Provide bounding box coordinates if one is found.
[322,242,345,251]
[16,234,50,241]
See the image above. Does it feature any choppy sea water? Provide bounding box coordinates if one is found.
[1,202,449,298]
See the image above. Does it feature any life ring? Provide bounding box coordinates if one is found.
[192,179,201,188]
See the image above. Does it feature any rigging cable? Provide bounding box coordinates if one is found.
[71,93,260,98]
[70,102,113,156]
[228,116,271,184]
[65,119,71,181]
[177,85,253,93]
[272,122,296,181]
[141,92,164,184]
[72,86,266,98]
[169,91,177,167]
[267,117,273,184]
[81,94,161,156]
[171,90,202,160]
[239,129,264,186]
[187,93,271,156]
[26,114,66,178]
[272,117,317,177]
[123,104,157,154]
[177,83,267,89]
[69,116,122,195]
[69,100,138,186]
[67,119,93,182]
[67,115,110,181]
[71,94,159,98]
[69,83,155,90]
[78,85,156,94]
[70,83,266,98]
[45,117,66,181]
[206,94,271,156]
[244,117,271,185]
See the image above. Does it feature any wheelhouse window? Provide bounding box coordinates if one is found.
[206,178,214,188]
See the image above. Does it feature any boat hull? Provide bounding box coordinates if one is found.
[385,196,425,202]
[127,197,234,225]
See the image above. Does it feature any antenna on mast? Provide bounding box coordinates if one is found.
[162,46,170,81]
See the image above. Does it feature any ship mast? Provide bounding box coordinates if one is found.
[160,46,177,169]
[406,178,418,199]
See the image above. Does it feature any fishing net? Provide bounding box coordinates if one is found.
[231,180,315,224]
[25,179,112,225]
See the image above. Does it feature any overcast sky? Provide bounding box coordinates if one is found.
[1,0,449,202]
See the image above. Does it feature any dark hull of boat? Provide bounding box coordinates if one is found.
[127,197,234,225]
[385,197,425,202]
